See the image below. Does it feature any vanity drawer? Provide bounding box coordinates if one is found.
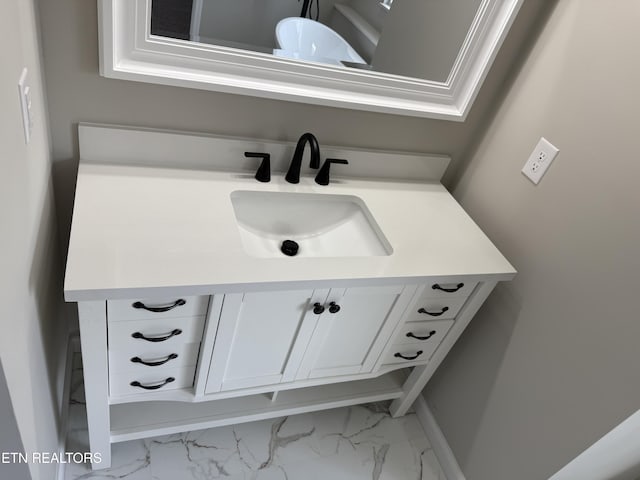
[393,319,454,346]
[107,295,209,322]
[419,281,477,299]
[382,320,453,365]
[109,342,201,374]
[110,365,196,397]
[406,297,467,322]
[108,316,206,351]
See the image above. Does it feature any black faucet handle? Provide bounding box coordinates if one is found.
[244,152,271,183]
[315,158,349,186]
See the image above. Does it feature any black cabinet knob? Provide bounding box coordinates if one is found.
[328,301,341,314]
[313,302,325,314]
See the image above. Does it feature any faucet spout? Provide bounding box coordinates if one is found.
[285,133,320,184]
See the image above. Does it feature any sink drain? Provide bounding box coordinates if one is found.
[281,240,299,256]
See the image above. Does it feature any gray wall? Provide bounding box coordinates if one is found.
[0,359,31,480]
[37,0,545,259]
[330,0,389,61]
[373,0,484,82]
[426,1,640,478]
[0,1,66,479]
[342,0,387,32]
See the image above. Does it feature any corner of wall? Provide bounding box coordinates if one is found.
[0,0,69,479]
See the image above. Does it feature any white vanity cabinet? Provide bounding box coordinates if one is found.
[74,279,502,469]
[106,296,209,397]
[205,285,417,393]
[295,285,417,380]
[377,281,477,369]
[95,281,480,405]
[205,288,323,392]
[65,125,517,469]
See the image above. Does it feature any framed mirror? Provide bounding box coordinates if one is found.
[98,0,523,120]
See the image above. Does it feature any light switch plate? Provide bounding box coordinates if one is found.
[18,68,33,144]
[522,137,559,184]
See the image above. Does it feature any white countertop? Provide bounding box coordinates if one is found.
[64,162,515,301]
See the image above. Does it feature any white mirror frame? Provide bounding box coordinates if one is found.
[98,0,523,120]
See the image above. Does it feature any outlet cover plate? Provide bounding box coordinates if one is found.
[522,137,559,184]
[18,68,32,144]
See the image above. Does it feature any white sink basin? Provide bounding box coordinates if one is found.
[275,17,366,65]
[230,191,392,258]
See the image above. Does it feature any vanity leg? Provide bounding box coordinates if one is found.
[77,301,112,469]
[390,281,498,417]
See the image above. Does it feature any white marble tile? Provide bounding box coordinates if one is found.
[263,436,445,480]
[377,438,445,480]
[64,440,152,480]
[420,449,448,480]
[147,425,269,480]
[65,410,445,480]
[64,367,446,480]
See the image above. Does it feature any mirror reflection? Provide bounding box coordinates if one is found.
[151,0,483,83]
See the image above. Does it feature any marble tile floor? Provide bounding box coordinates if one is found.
[64,353,446,480]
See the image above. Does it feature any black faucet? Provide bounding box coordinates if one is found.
[285,133,320,184]
[300,0,311,18]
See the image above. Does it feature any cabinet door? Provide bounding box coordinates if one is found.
[205,289,328,393]
[296,285,417,380]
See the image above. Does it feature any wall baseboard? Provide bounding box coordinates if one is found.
[414,394,466,480]
[56,334,81,480]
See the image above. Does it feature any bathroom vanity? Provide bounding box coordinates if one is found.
[65,124,515,469]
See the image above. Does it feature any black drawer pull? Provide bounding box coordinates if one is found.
[328,302,341,314]
[418,306,449,317]
[394,351,423,360]
[406,331,436,341]
[132,299,186,312]
[130,353,178,366]
[131,329,182,342]
[130,377,175,390]
[432,283,464,293]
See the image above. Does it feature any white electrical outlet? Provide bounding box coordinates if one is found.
[522,137,559,184]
